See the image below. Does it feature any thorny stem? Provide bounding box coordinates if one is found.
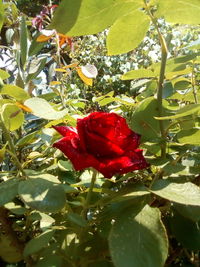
[144,1,168,158]
[81,169,97,220]
[0,117,26,177]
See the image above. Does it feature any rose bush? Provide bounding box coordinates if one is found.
[53,112,148,178]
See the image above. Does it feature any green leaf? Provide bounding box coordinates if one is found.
[1,103,24,131]
[130,97,168,140]
[170,210,200,250]
[29,33,46,57]
[169,91,198,103]
[20,16,28,68]
[0,179,19,206]
[110,183,150,203]
[177,128,200,145]
[39,213,55,230]
[35,255,62,267]
[50,0,140,36]
[109,205,168,267]
[18,175,66,213]
[4,202,27,215]
[173,203,200,222]
[172,53,200,64]
[58,160,73,171]
[187,38,200,50]
[0,0,4,32]
[107,9,150,55]
[97,96,115,107]
[121,69,155,80]
[0,69,10,80]
[157,0,200,25]
[0,143,7,163]
[23,229,55,257]
[16,131,39,147]
[67,213,87,227]
[26,58,47,83]
[165,68,192,80]
[24,97,68,120]
[0,84,30,101]
[163,82,174,98]
[150,180,200,206]
[155,104,200,120]
[173,80,191,91]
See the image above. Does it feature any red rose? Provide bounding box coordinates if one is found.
[53,112,148,178]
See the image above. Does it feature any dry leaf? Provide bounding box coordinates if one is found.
[76,67,93,86]
[16,102,32,113]
[50,81,62,85]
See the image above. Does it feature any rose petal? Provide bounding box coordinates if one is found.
[121,131,141,151]
[77,112,140,154]
[78,112,139,147]
[53,112,148,178]
[53,125,77,137]
[96,149,149,178]
[53,136,100,171]
[84,131,124,157]
[88,112,131,141]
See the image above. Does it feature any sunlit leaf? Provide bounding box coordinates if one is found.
[155,104,200,120]
[177,128,200,145]
[107,9,150,55]
[157,0,200,25]
[0,143,7,163]
[130,97,169,141]
[150,180,200,206]
[24,97,68,120]
[1,103,24,131]
[0,0,4,32]
[0,84,30,102]
[121,69,155,80]
[0,69,10,80]
[50,0,140,36]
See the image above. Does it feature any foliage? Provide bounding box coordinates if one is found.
[0,0,200,266]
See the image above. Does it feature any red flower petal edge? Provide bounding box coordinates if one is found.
[53,112,149,178]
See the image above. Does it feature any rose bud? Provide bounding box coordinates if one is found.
[53,112,149,178]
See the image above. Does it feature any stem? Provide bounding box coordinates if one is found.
[0,118,26,177]
[81,170,97,220]
[149,169,164,189]
[144,1,168,158]
[191,63,198,104]
[157,35,168,158]
[55,32,66,108]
